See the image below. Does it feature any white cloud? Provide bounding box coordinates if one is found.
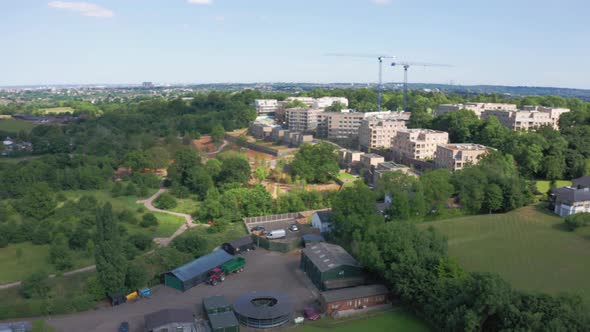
[187,0,213,4]
[372,0,392,5]
[48,1,114,18]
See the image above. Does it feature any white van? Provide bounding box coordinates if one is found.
[266,229,286,239]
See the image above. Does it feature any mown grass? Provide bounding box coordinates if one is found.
[0,242,93,284]
[0,119,37,133]
[299,308,430,332]
[37,107,75,114]
[170,196,200,215]
[536,180,572,194]
[426,205,590,304]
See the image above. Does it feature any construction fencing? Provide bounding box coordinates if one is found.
[243,212,303,225]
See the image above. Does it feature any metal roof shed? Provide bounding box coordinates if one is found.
[203,295,233,316]
[209,311,240,332]
[165,250,233,291]
[222,236,255,255]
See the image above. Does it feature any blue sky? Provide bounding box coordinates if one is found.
[1,0,589,88]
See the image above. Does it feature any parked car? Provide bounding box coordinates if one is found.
[289,224,299,232]
[266,229,286,239]
[304,307,320,321]
[250,225,265,232]
[118,322,130,332]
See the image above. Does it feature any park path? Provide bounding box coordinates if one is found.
[0,188,202,290]
[205,139,228,156]
[136,188,204,247]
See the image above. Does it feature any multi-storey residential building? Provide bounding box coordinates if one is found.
[435,102,517,117]
[254,99,279,115]
[435,144,490,171]
[283,97,315,107]
[481,107,569,131]
[373,162,412,184]
[391,129,449,160]
[285,108,325,132]
[358,114,409,149]
[312,97,349,109]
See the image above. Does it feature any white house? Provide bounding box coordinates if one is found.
[552,186,590,217]
[311,210,333,233]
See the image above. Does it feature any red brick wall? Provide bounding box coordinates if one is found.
[322,294,389,315]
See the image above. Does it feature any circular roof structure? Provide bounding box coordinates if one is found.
[234,291,294,329]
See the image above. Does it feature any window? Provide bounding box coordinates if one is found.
[176,327,184,332]
[347,301,352,306]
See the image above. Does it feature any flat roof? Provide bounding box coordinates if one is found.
[320,284,389,303]
[167,250,233,282]
[438,143,488,151]
[203,296,231,311]
[302,242,359,272]
[145,309,193,331]
[209,311,239,330]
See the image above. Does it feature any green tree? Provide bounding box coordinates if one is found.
[217,154,251,185]
[49,233,73,271]
[211,123,225,143]
[325,101,345,112]
[18,182,56,220]
[20,271,50,299]
[95,203,127,295]
[290,143,339,184]
[484,183,503,213]
[140,213,159,228]
[153,192,177,210]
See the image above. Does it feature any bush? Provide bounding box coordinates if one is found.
[128,233,153,251]
[565,213,590,231]
[153,193,177,210]
[20,272,50,299]
[118,210,138,224]
[140,213,158,228]
[124,183,137,196]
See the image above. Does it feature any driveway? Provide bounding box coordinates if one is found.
[47,249,319,332]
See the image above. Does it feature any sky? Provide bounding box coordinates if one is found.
[0,0,589,88]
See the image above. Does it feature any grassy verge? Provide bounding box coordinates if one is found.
[0,242,93,284]
[0,270,98,320]
[0,119,37,133]
[170,197,200,215]
[298,308,430,332]
[535,180,572,194]
[425,204,590,305]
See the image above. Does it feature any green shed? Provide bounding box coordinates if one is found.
[203,296,233,316]
[209,311,240,332]
[300,242,364,291]
[165,250,233,292]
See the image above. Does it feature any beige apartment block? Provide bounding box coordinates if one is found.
[435,144,491,171]
[360,153,385,169]
[392,129,449,160]
[358,114,409,149]
[285,108,325,132]
[481,107,569,131]
[435,102,517,117]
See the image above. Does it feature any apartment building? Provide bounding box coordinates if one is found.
[360,153,385,169]
[358,114,409,149]
[312,97,349,109]
[373,162,412,184]
[435,102,517,117]
[285,108,325,132]
[283,97,316,107]
[481,106,569,131]
[435,144,490,171]
[391,129,449,160]
[254,99,279,115]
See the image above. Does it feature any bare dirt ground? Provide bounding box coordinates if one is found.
[46,249,319,332]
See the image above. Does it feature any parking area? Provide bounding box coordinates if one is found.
[47,249,319,332]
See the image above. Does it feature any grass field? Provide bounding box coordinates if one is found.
[170,197,200,215]
[37,107,75,114]
[299,309,430,332]
[536,180,572,194]
[0,242,94,284]
[0,119,37,133]
[426,205,590,304]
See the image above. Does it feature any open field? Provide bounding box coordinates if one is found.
[0,119,37,133]
[426,205,590,304]
[536,180,572,194]
[37,107,75,114]
[299,309,430,332]
[0,242,93,284]
[169,197,199,215]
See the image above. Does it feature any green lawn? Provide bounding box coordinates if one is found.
[336,173,357,181]
[299,309,430,332]
[0,242,93,284]
[0,119,37,133]
[426,205,590,304]
[170,197,200,215]
[181,222,248,252]
[536,180,572,194]
[37,107,74,114]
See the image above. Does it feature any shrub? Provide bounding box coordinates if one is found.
[153,193,177,210]
[565,213,590,231]
[140,213,158,228]
[128,233,153,251]
[20,272,50,299]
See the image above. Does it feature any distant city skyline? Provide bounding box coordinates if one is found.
[1,0,589,89]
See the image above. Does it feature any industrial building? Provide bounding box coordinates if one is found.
[144,309,195,332]
[203,296,240,332]
[164,250,233,291]
[222,236,255,255]
[234,292,294,329]
[319,284,390,317]
[300,243,364,291]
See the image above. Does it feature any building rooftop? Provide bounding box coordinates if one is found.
[203,295,232,311]
[302,242,359,272]
[209,311,239,330]
[552,187,590,203]
[573,176,590,189]
[320,284,389,303]
[167,249,233,282]
[145,309,193,331]
[314,210,331,225]
[225,236,253,249]
[438,143,489,151]
[362,153,384,159]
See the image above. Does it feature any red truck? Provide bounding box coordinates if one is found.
[207,257,246,286]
